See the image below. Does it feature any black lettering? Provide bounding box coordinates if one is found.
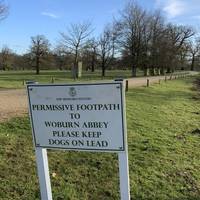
[86,140,108,147]
[48,139,70,145]
[32,104,74,111]
[45,121,80,128]
[71,140,84,146]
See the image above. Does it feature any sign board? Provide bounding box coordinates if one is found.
[27,82,130,200]
[27,82,125,152]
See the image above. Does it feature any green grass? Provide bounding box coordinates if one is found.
[0,69,192,89]
[0,77,200,199]
[0,70,133,89]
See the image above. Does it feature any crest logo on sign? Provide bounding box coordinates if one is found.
[69,87,77,97]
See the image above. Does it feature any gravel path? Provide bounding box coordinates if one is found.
[127,71,198,87]
[0,71,198,122]
[0,89,27,122]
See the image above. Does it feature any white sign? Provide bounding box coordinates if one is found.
[27,82,125,152]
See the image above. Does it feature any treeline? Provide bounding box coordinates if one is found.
[0,1,200,77]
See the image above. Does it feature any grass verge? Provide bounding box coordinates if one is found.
[0,76,200,199]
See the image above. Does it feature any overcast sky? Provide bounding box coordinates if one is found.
[1,0,200,54]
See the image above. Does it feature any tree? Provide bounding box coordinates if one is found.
[177,43,190,70]
[53,44,67,70]
[98,26,114,77]
[188,38,200,71]
[117,1,148,77]
[60,21,93,78]
[89,39,98,72]
[0,1,8,21]
[164,24,194,73]
[0,1,9,71]
[82,38,98,72]
[30,35,50,74]
[0,46,12,70]
[14,53,32,70]
[147,11,166,75]
[115,1,196,76]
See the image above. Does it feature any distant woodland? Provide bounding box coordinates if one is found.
[0,1,200,77]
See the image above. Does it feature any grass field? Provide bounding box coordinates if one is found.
[0,70,134,89]
[0,76,200,199]
[0,69,191,89]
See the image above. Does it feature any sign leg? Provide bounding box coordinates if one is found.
[35,147,53,200]
[118,152,130,200]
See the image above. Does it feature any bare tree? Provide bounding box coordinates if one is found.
[146,11,166,75]
[82,38,98,72]
[0,2,9,71]
[53,44,66,70]
[14,53,32,70]
[115,1,195,76]
[0,1,8,21]
[165,24,195,72]
[60,21,93,78]
[88,38,98,72]
[0,45,12,70]
[98,26,114,77]
[118,1,147,77]
[188,37,200,71]
[30,35,50,74]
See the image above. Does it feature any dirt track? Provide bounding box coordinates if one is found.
[0,89,27,122]
[0,72,198,122]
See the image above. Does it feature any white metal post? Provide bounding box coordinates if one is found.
[118,152,130,200]
[118,80,130,200]
[35,147,53,200]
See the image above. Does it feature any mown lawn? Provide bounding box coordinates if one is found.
[0,76,200,199]
[0,70,134,89]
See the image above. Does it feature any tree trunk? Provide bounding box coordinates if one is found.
[73,49,78,79]
[91,59,95,72]
[102,66,105,77]
[157,68,161,75]
[101,59,106,77]
[160,67,165,75]
[150,66,155,76]
[144,67,149,76]
[166,67,171,73]
[59,62,63,70]
[36,56,40,75]
[191,56,195,71]
[131,65,136,77]
[72,65,77,80]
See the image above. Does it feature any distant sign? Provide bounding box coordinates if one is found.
[27,82,125,152]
